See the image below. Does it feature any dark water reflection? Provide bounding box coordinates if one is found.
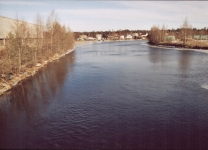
[1,41,208,149]
[178,51,192,73]
[0,51,75,149]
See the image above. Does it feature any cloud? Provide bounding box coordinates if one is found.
[57,9,165,21]
[1,1,207,31]
[57,6,207,25]
[0,1,46,5]
[117,1,208,20]
[55,1,208,31]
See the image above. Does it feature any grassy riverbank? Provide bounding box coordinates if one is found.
[148,41,208,50]
[0,48,74,97]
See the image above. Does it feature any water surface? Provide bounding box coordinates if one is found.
[1,41,208,149]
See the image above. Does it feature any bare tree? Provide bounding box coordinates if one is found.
[181,17,192,45]
[148,25,161,44]
[46,10,58,56]
[9,15,26,73]
[1,10,75,82]
[34,13,44,63]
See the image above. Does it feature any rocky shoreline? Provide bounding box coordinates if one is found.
[0,48,74,97]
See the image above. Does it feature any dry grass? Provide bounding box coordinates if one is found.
[0,48,74,96]
[186,40,208,47]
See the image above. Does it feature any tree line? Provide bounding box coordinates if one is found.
[148,18,208,45]
[0,10,75,80]
[74,29,149,40]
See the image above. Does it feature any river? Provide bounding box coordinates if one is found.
[1,40,208,149]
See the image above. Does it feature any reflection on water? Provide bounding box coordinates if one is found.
[178,51,192,74]
[0,51,75,148]
[148,48,169,64]
[1,41,208,149]
[148,47,194,76]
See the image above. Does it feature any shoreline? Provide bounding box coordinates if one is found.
[4,40,207,96]
[75,39,146,45]
[0,48,74,97]
[148,42,208,54]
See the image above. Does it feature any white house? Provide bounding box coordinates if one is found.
[132,33,138,37]
[126,34,133,40]
[96,34,102,41]
[120,35,124,40]
[86,37,95,41]
[141,33,148,39]
[132,33,139,39]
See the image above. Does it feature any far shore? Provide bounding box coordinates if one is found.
[75,39,146,45]
[75,40,208,55]
[148,42,208,54]
[0,48,74,97]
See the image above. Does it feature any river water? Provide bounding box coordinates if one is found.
[1,40,208,149]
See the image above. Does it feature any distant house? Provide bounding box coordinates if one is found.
[164,35,176,42]
[201,35,208,40]
[96,34,102,41]
[86,37,95,41]
[132,33,138,36]
[141,33,148,39]
[120,35,124,40]
[132,33,139,39]
[137,33,143,39]
[193,35,201,40]
[193,35,208,40]
[126,34,132,40]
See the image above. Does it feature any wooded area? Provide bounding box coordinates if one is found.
[0,10,75,81]
[148,18,208,47]
[74,29,149,40]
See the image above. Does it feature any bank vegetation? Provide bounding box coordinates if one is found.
[0,10,75,95]
[148,18,208,50]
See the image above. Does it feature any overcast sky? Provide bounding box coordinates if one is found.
[0,1,208,32]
